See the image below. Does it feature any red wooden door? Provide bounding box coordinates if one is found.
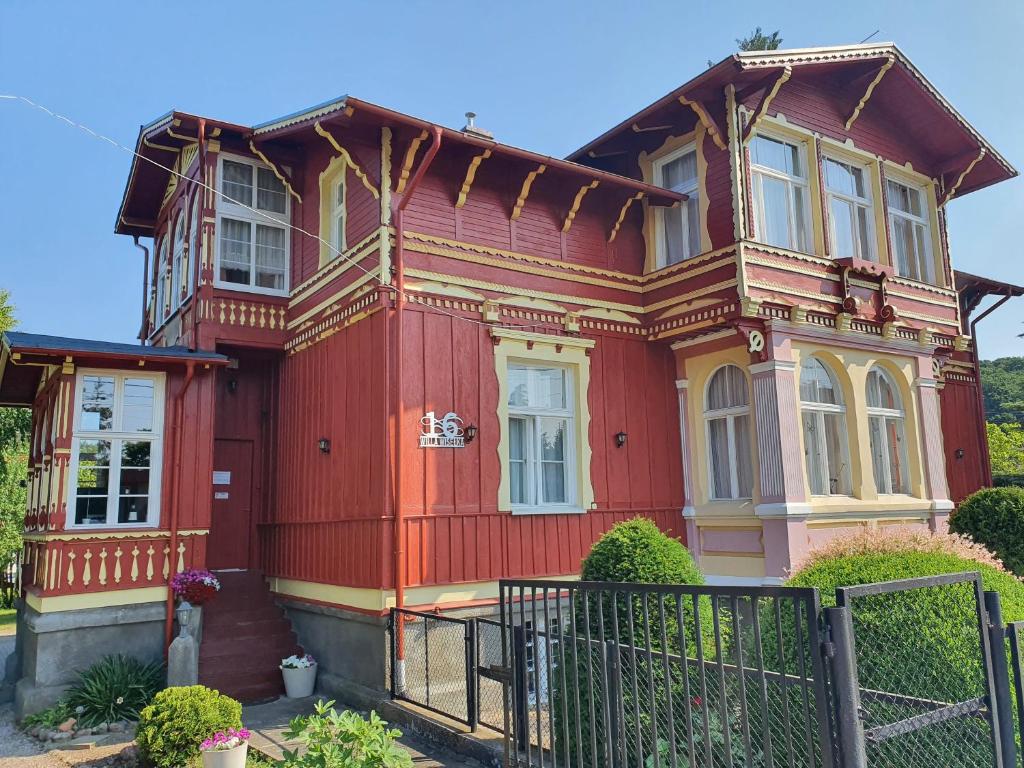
[208,439,254,570]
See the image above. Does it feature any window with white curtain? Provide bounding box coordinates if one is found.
[69,371,164,528]
[866,367,910,494]
[216,156,289,294]
[750,134,812,253]
[824,156,875,261]
[171,212,186,307]
[800,358,851,496]
[704,365,754,500]
[154,236,169,326]
[886,178,934,283]
[185,194,199,299]
[507,364,575,510]
[653,144,700,267]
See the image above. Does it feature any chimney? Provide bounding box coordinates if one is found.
[461,111,493,140]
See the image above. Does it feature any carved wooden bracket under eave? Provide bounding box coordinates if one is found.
[678,94,727,150]
[313,121,380,200]
[396,130,429,195]
[511,164,546,220]
[248,140,302,203]
[608,192,643,243]
[940,147,986,207]
[741,66,792,144]
[455,149,492,208]
[844,56,895,131]
[562,180,599,233]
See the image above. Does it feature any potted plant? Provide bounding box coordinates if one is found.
[280,654,317,698]
[171,569,222,606]
[199,727,250,768]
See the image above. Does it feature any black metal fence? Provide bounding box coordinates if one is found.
[0,550,21,609]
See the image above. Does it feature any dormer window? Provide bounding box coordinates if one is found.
[653,145,700,267]
[750,134,812,253]
[216,156,289,294]
[886,178,934,283]
[824,156,875,261]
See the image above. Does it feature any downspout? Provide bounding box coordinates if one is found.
[968,289,1013,488]
[133,236,150,343]
[190,118,207,352]
[164,359,197,653]
[391,126,441,690]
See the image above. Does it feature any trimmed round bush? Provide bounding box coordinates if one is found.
[136,685,242,768]
[581,517,703,585]
[950,487,1024,576]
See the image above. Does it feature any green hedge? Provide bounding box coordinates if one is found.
[136,686,242,768]
[951,487,1024,576]
[992,475,1024,488]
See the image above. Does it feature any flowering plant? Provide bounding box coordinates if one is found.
[171,569,221,605]
[281,653,316,670]
[200,727,251,752]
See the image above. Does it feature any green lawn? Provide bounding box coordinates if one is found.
[0,608,15,636]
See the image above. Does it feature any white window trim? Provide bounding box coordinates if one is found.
[866,369,911,496]
[66,369,165,530]
[214,153,291,297]
[652,142,700,268]
[508,363,579,513]
[185,194,199,301]
[703,365,753,501]
[152,236,169,335]
[330,170,347,255]
[171,212,186,309]
[885,175,935,284]
[799,361,852,497]
[750,131,813,253]
[823,154,876,262]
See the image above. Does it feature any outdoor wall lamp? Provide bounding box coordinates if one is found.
[464,424,478,443]
[615,431,628,448]
[227,378,238,394]
[175,601,192,639]
[955,448,965,459]
[318,438,331,454]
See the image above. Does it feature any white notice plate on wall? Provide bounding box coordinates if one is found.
[213,471,231,485]
[214,492,229,500]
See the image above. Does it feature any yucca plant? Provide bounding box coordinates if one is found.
[65,654,164,727]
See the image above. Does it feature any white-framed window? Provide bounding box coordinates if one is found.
[750,133,812,253]
[185,194,199,300]
[68,370,164,528]
[507,363,576,510]
[799,358,851,496]
[154,236,169,325]
[704,364,754,500]
[653,144,700,267]
[330,171,347,256]
[866,367,910,495]
[216,155,289,294]
[824,156,875,261]
[886,177,934,283]
[171,212,186,306]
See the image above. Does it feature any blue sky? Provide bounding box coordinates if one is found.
[1,1,1022,358]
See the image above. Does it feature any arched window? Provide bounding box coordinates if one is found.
[330,170,346,255]
[704,365,753,499]
[171,213,186,306]
[800,358,851,495]
[185,195,199,299]
[154,236,168,325]
[867,367,910,494]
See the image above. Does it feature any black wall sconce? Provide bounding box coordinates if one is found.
[464,424,478,443]
[318,438,331,454]
[226,379,239,394]
[955,447,965,460]
[615,431,628,448]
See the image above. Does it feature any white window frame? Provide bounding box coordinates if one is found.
[153,235,169,331]
[885,175,935,284]
[749,132,813,253]
[214,153,290,296]
[703,365,753,500]
[171,211,186,308]
[823,155,876,261]
[185,194,199,300]
[799,359,852,497]
[330,169,347,256]
[653,142,700,268]
[507,363,578,513]
[66,369,165,530]
[866,367,911,495]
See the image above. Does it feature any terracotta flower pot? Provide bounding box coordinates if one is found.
[281,661,317,698]
[201,742,248,768]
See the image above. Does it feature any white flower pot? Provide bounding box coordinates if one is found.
[201,742,248,768]
[281,661,317,698]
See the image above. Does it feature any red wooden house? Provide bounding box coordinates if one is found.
[2,43,1020,712]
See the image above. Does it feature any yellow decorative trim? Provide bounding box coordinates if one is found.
[25,586,168,614]
[404,281,486,302]
[742,66,793,144]
[22,529,208,542]
[679,95,727,150]
[318,154,349,267]
[142,136,179,153]
[313,121,380,199]
[455,149,492,209]
[562,180,599,233]
[844,56,895,131]
[940,148,986,206]
[396,129,429,195]
[579,307,642,325]
[608,192,643,243]
[287,267,380,329]
[179,144,199,175]
[380,127,393,278]
[290,230,381,306]
[495,295,568,313]
[248,141,302,203]
[511,164,546,220]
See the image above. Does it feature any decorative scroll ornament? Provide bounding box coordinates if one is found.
[419,411,465,448]
[747,330,765,355]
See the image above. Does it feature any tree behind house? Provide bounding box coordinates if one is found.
[737,27,783,51]
[0,289,30,595]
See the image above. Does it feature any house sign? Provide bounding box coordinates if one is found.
[419,411,465,448]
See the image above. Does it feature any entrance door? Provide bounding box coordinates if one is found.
[208,438,254,570]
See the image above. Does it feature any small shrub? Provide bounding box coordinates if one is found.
[64,654,164,727]
[581,517,702,584]
[950,487,1024,575]
[22,699,73,729]
[136,685,242,768]
[279,699,413,768]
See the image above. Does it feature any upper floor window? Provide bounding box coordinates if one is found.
[507,364,576,511]
[750,134,812,253]
[653,145,700,266]
[155,236,169,324]
[800,358,851,496]
[331,171,347,255]
[186,194,199,300]
[70,371,164,528]
[216,156,289,294]
[704,365,754,500]
[886,178,934,283]
[866,367,910,495]
[824,156,875,261]
[171,212,186,307]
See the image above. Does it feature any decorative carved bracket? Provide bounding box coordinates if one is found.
[940,147,986,207]
[396,130,429,194]
[511,164,546,220]
[631,122,674,134]
[608,192,643,243]
[455,149,492,208]
[562,180,599,233]
[736,320,768,362]
[313,122,380,200]
[741,67,792,144]
[844,56,894,131]
[678,94,727,150]
[248,141,302,203]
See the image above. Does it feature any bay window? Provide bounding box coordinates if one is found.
[750,134,812,253]
[824,156,875,261]
[704,365,754,500]
[653,145,700,266]
[216,156,289,294]
[866,367,910,494]
[70,371,164,528]
[799,358,851,496]
[886,178,934,283]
